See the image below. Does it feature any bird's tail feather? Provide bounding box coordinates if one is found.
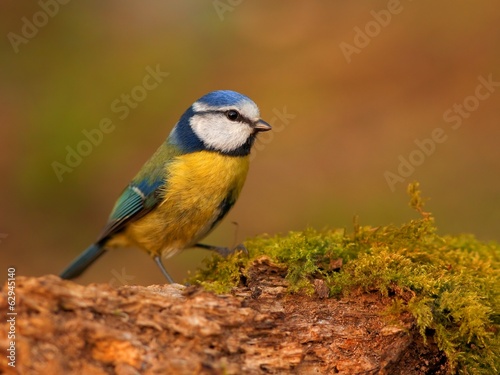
[59,243,106,279]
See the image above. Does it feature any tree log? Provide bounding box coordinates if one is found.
[0,257,448,374]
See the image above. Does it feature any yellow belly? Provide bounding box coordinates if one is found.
[109,151,249,258]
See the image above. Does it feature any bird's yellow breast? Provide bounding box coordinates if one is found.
[113,151,250,257]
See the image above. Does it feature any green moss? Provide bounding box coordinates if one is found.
[189,182,500,374]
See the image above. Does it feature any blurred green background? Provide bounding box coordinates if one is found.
[1,1,499,285]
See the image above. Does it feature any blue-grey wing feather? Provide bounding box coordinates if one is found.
[97,178,164,242]
[96,141,182,242]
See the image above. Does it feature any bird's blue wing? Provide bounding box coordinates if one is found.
[96,142,182,242]
[96,177,164,242]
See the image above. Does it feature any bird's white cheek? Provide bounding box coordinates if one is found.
[222,124,252,150]
[191,117,252,152]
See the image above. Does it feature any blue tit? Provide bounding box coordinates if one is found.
[59,90,271,283]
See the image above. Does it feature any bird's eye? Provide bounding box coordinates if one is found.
[225,110,240,122]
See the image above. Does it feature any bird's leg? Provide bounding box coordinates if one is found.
[153,255,175,284]
[195,243,248,257]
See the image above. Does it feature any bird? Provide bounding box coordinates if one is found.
[59,90,271,283]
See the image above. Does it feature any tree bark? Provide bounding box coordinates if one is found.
[0,257,448,374]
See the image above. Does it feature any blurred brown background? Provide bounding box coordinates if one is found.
[1,1,499,284]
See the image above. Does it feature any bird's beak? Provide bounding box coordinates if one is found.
[253,119,272,133]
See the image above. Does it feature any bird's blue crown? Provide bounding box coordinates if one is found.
[196,90,252,107]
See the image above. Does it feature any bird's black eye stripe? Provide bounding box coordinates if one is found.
[225,109,240,122]
[194,109,253,125]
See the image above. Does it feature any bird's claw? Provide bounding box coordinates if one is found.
[196,243,248,257]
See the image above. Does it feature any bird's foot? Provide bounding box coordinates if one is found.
[153,255,175,284]
[195,243,248,257]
